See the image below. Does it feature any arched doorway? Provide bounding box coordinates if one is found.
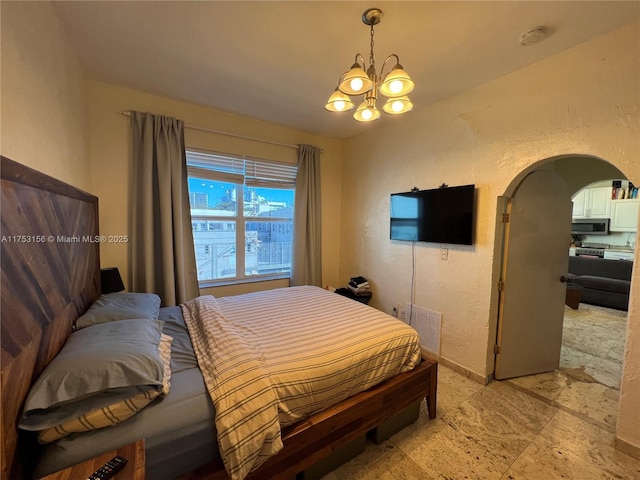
[488,154,637,428]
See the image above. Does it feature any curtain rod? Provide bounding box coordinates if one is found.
[118,110,321,152]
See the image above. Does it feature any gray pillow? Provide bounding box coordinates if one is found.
[20,318,164,431]
[74,292,161,329]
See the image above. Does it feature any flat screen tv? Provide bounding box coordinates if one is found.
[390,184,475,245]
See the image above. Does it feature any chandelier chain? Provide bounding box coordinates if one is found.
[369,24,376,68]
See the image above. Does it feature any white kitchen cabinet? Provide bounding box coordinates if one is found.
[572,187,611,219]
[610,199,640,232]
[604,250,635,261]
[571,189,588,218]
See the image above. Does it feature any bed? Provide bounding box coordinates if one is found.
[1,156,437,480]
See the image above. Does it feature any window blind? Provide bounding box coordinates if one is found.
[187,150,297,188]
[187,150,245,184]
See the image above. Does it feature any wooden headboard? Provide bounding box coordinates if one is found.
[1,157,101,480]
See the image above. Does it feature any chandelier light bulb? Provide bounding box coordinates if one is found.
[350,78,364,92]
[379,64,415,97]
[382,95,413,115]
[354,100,381,122]
[325,88,355,112]
[339,63,373,95]
[388,80,404,95]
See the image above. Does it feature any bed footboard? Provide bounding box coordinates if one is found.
[180,357,437,480]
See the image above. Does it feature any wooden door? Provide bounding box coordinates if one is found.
[495,170,572,379]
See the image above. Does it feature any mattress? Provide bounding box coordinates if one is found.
[36,286,420,479]
[215,286,420,429]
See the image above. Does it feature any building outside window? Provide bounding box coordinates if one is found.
[186,150,297,285]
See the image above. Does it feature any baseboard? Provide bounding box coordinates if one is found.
[438,356,491,385]
[614,437,640,460]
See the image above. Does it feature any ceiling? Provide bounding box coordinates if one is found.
[52,1,640,139]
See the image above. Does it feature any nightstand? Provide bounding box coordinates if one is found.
[39,440,145,480]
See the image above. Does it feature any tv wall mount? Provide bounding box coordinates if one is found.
[410,183,449,192]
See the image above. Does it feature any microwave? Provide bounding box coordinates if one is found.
[571,219,609,235]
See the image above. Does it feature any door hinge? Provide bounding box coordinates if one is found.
[498,280,505,291]
[494,345,501,355]
[502,213,510,223]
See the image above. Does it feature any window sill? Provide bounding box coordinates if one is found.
[198,274,290,289]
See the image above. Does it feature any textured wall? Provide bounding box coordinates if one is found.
[618,242,640,455]
[341,21,639,445]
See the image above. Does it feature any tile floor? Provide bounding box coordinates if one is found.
[321,304,640,479]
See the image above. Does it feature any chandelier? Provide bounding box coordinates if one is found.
[325,8,414,122]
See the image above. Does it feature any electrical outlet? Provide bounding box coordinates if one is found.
[393,304,407,321]
[440,248,448,260]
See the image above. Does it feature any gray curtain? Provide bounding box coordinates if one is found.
[129,111,199,306]
[291,144,322,286]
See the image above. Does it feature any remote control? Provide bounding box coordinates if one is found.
[88,455,127,480]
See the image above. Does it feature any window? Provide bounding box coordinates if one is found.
[187,150,297,284]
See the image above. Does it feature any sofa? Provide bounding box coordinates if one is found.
[567,256,633,311]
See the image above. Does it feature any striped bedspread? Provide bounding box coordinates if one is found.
[181,285,421,479]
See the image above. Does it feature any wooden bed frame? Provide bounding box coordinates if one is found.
[180,357,437,480]
[0,156,437,480]
[1,157,101,480]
